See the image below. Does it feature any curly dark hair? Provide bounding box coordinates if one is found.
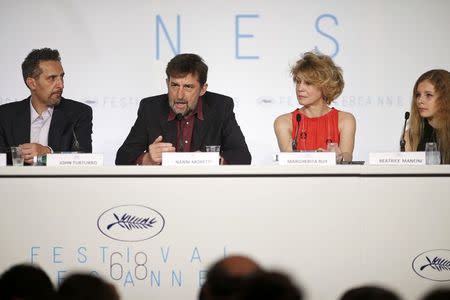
[21,48,61,87]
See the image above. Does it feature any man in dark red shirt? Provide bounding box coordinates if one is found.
[115,53,251,165]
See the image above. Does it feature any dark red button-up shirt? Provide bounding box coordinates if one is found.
[134,97,204,165]
[168,97,204,152]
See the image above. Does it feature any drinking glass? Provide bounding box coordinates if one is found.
[425,142,441,165]
[205,145,221,152]
[327,142,343,163]
[10,146,24,166]
[327,142,338,153]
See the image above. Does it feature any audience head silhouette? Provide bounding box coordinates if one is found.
[340,285,401,300]
[0,263,55,300]
[236,270,303,300]
[422,288,450,300]
[57,273,119,300]
[200,255,261,300]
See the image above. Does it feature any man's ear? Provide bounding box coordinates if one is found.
[26,77,35,90]
[200,83,208,96]
[166,78,170,88]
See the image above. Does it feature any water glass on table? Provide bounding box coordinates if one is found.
[425,142,441,165]
[327,142,343,163]
[10,146,24,166]
[205,145,222,164]
[205,145,221,152]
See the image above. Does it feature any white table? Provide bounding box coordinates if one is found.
[1,165,449,300]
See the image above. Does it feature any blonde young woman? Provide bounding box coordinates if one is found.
[274,52,356,162]
[404,69,450,164]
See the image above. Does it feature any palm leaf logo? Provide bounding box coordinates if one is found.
[420,256,450,272]
[106,213,157,231]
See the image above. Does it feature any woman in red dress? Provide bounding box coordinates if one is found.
[274,52,356,162]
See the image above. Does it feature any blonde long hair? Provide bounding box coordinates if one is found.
[408,69,450,163]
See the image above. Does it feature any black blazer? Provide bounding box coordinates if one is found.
[116,91,251,165]
[0,97,93,164]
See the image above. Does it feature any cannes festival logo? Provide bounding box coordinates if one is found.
[97,205,165,242]
[412,249,450,282]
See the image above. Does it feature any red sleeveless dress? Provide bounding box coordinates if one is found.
[291,108,340,151]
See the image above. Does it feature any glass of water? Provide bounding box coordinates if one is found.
[327,142,343,163]
[10,146,24,166]
[425,142,441,165]
[205,145,221,152]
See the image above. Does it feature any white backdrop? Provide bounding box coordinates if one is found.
[1,0,449,165]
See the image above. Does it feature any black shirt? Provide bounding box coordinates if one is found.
[417,121,437,151]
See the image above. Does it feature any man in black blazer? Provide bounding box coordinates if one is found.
[116,54,251,165]
[0,48,92,165]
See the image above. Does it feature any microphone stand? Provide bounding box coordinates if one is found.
[400,112,410,152]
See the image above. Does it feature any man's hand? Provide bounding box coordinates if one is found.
[20,143,51,164]
[142,136,175,165]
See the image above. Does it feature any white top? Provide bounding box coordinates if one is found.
[30,99,54,146]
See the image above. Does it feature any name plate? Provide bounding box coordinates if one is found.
[278,152,336,166]
[0,153,6,167]
[369,152,425,165]
[46,153,104,167]
[162,152,219,166]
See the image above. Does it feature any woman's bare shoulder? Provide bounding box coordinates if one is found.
[274,112,292,127]
[338,110,356,122]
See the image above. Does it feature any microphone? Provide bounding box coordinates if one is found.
[72,126,81,152]
[291,113,301,151]
[175,113,184,152]
[400,111,410,152]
